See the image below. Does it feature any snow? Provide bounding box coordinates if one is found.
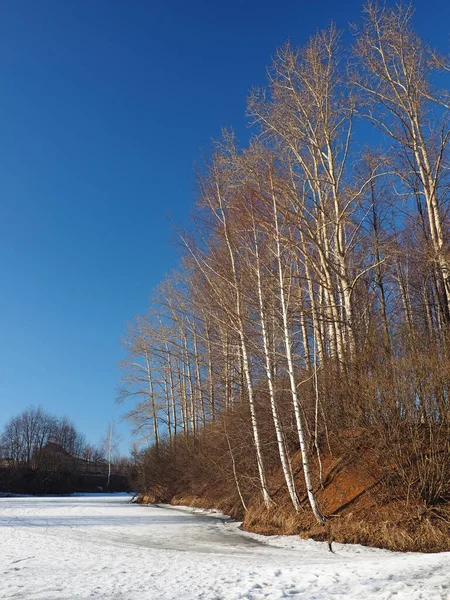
[0,495,449,599]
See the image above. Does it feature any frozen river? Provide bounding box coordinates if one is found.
[0,494,448,599]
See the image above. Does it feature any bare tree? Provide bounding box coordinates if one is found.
[355,2,450,322]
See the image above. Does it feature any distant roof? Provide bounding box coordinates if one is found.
[42,442,72,457]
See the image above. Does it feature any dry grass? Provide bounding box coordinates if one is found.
[304,507,450,553]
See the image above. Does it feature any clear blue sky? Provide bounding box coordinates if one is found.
[0,0,448,453]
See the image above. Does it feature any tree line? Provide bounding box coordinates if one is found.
[120,3,450,523]
[0,406,135,484]
[0,407,136,494]
[0,406,105,470]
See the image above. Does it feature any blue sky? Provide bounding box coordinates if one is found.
[0,0,448,452]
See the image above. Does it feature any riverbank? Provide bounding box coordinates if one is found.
[137,443,450,553]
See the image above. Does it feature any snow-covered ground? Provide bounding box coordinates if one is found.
[0,494,449,599]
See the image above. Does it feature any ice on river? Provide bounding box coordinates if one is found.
[0,494,449,599]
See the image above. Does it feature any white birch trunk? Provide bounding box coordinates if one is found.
[217,184,272,507]
[271,179,325,524]
[252,220,300,511]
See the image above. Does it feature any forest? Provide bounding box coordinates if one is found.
[120,3,450,551]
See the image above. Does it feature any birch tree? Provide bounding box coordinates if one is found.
[355,2,450,323]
